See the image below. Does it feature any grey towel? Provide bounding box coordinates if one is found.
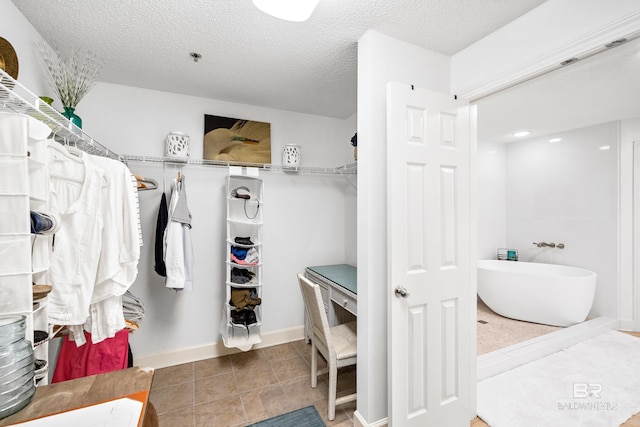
[172,176,192,227]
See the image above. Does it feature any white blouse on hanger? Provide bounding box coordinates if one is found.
[46,141,104,333]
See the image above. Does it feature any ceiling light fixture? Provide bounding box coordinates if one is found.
[252,0,319,22]
[549,137,562,143]
[512,131,531,137]
[599,145,611,151]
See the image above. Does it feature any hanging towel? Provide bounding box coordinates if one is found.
[165,177,194,291]
[154,192,168,277]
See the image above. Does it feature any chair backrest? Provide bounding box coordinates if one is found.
[297,273,333,357]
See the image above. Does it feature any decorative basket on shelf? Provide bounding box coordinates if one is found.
[165,132,190,159]
[282,144,301,168]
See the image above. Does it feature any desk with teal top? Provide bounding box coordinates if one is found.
[304,264,357,342]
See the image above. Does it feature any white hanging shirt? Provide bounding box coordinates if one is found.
[83,155,141,344]
[89,155,141,302]
[164,177,194,290]
[47,143,104,328]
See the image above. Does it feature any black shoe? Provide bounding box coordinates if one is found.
[230,310,247,325]
[245,310,257,325]
[33,330,48,346]
[234,237,254,246]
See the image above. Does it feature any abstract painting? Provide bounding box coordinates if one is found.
[203,114,271,165]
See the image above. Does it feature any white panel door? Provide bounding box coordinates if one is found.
[387,82,476,426]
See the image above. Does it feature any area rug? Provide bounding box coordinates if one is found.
[477,330,640,427]
[246,405,325,427]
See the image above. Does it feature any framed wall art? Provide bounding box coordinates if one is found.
[203,114,271,165]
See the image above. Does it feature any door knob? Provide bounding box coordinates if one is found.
[395,286,410,298]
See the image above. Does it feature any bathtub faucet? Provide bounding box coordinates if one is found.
[533,242,556,248]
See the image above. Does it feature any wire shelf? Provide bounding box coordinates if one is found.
[0,69,120,160]
[121,155,357,175]
[0,69,356,175]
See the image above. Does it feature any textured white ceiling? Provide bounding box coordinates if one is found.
[11,0,546,119]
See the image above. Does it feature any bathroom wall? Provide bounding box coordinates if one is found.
[477,141,507,260]
[478,121,619,319]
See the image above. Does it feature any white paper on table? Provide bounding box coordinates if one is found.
[14,397,143,427]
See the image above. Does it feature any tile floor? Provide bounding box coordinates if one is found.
[476,297,562,354]
[149,339,355,427]
[149,306,640,427]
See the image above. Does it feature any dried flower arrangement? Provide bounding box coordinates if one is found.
[36,40,102,109]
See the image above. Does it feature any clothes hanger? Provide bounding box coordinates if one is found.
[48,137,83,164]
[65,140,83,158]
[134,174,158,191]
[47,139,85,184]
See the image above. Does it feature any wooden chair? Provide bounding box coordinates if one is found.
[297,273,357,420]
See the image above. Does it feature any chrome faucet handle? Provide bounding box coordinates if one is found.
[533,242,556,248]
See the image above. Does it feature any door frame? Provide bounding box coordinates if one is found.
[356,11,640,427]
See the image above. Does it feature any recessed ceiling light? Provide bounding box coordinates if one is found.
[252,0,319,22]
[599,145,610,151]
[512,131,531,137]
[549,137,562,143]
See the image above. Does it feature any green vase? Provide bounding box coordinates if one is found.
[62,107,82,129]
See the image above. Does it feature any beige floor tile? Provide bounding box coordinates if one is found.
[230,348,269,370]
[261,342,300,362]
[239,383,282,422]
[317,366,357,396]
[195,395,247,427]
[150,381,195,415]
[244,382,297,418]
[623,413,640,427]
[280,376,328,407]
[234,360,278,392]
[471,416,489,426]
[477,298,561,354]
[312,398,353,426]
[292,338,310,355]
[195,371,238,404]
[149,311,640,427]
[151,362,193,390]
[300,345,329,371]
[194,355,233,379]
[271,355,310,382]
[157,405,195,427]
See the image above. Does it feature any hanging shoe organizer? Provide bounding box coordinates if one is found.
[219,167,263,351]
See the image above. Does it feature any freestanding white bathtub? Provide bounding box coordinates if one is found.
[477,260,597,327]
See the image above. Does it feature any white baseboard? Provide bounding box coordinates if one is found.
[133,326,305,369]
[354,410,388,427]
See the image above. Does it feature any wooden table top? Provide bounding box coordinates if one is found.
[0,366,155,426]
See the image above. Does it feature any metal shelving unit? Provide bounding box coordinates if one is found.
[121,154,357,175]
[0,69,119,160]
[0,69,357,175]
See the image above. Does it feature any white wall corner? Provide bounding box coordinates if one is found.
[619,118,640,331]
[451,0,640,100]
[618,126,633,330]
